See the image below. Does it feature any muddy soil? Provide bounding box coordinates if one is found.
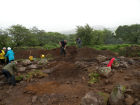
[0,46,140,105]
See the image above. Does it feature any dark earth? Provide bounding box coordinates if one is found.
[0,46,140,105]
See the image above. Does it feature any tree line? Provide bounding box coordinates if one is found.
[0,24,140,49]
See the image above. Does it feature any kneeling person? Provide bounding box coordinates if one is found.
[2,61,17,86]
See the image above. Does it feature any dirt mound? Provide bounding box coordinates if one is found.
[14,46,117,60]
[47,46,77,57]
[119,45,140,57]
[76,47,117,61]
[14,48,47,59]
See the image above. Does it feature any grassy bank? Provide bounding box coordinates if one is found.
[88,44,133,52]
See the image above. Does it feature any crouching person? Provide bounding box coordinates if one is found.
[2,61,17,86]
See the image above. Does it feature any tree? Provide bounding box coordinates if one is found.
[8,25,31,47]
[115,24,140,44]
[0,29,12,49]
[76,24,93,46]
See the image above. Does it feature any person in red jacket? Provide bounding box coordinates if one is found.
[107,58,115,68]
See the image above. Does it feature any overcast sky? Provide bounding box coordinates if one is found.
[0,0,140,32]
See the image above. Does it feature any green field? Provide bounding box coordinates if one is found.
[88,44,132,52]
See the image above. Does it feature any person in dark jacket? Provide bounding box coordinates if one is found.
[76,38,82,48]
[5,47,15,63]
[59,40,67,56]
[2,61,17,86]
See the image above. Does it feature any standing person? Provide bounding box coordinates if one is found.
[76,37,82,48]
[0,48,6,65]
[3,47,9,64]
[59,40,67,56]
[5,47,15,63]
[2,61,17,86]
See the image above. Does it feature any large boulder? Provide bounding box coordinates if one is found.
[98,67,111,78]
[81,91,106,105]
[96,55,107,63]
[108,85,125,105]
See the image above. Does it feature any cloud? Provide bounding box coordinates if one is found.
[0,0,140,31]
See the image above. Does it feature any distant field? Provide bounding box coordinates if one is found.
[88,44,133,52]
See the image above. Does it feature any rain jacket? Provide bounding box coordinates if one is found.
[5,50,15,61]
[3,62,17,75]
[0,50,5,59]
[107,58,115,67]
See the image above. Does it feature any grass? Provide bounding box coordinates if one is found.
[88,72,100,84]
[88,44,132,52]
[15,70,48,82]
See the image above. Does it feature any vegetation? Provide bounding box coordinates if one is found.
[15,70,48,82]
[88,72,100,84]
[88,44,132,52]
[1,24,140,54]
[116,24,140,44]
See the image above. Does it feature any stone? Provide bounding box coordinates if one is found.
[27,64,38,69]
[105,79,110,84]
[112,60,120,69]
[119,61,128,68]
[125,95,134,105]
[109,85,125,105]
[98,67,111,78]
[118,56,125,61]
[43,69,54,74]
[81,91,106,105]
[127,59,135,65]
[39,97,44,103]
[32,96,38,103]
[22,59,31,66]
[18,67,26,72]
[75,61,87,68]
[125,89,133,94]
[104,88,110,93]
[38,59,48,65]
[96,55,107,62]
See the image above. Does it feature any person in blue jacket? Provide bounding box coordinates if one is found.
[5,47,15,63]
